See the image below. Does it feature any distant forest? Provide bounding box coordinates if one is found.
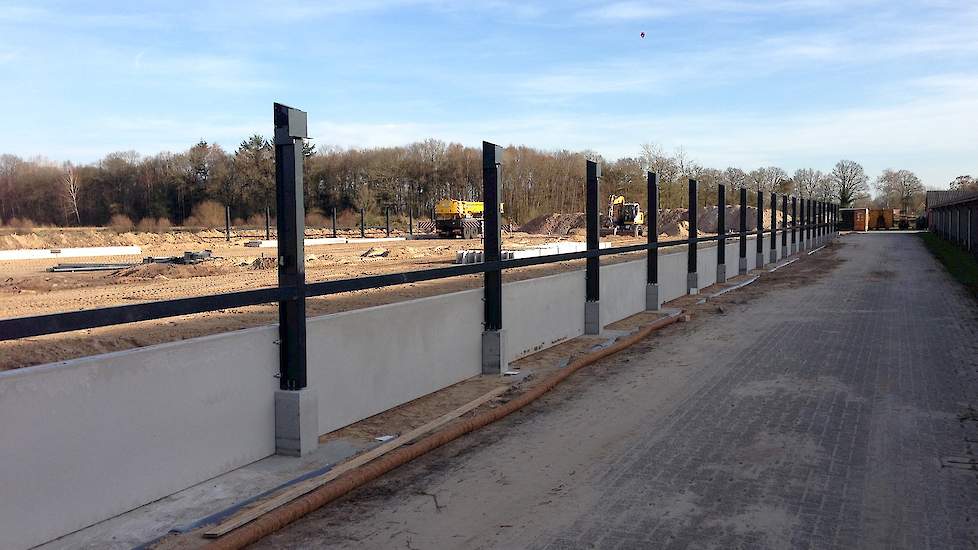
[0,136,961,229]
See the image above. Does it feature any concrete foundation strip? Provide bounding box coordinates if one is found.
[202,385,510,538]
[694,276,760,304]
[195,310,684,549]
[768,258,799,272]
[807,245,825,255]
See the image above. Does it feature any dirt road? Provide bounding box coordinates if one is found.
[254,233,978,549]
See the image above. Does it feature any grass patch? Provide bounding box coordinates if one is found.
[919,232,978,297]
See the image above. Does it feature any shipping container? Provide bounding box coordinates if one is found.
[840,208,869,231]
[867,208,894,230]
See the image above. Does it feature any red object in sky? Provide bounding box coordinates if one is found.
[640,32,646,38]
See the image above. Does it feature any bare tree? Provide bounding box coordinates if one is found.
[831,160,868,207]
[793,168,827,198]
[950,175,977,192]
[875,169,924,213]
[62,162,82,225]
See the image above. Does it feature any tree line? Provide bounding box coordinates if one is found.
[0,136,943,230]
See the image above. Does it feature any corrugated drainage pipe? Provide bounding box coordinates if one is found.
[205,311,684,550]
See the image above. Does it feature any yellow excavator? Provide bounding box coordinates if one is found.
[603,194,645,236]
[433,199,504,239]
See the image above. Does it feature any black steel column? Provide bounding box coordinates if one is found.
[806,199,811,244]
[483,142,503,332]
[331,207,337,238]
[781,195,788,251]
[385,207,390,237]
[739,186,747,274]
[408,205,413,238]
[586,161,600,303]
[646,172,659,308]
[225,205,231,242]
[791,196,797,252]
[360,208,365,238]
[717,184,726,279]
[274,102,308,391]
[687,179,698,293]
[265,205,271,240]
[769,192,777,262]
[756,190,764,265]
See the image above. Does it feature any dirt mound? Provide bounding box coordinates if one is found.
[114,262,232,281]
[361,247,389,258]
[251,257,277,270]
[519,213,586,236]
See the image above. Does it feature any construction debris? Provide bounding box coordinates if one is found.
[142,250,215,265]
[361,247,389,258]
[46,263,135,273]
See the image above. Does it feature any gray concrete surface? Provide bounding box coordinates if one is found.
[256,233,978,550]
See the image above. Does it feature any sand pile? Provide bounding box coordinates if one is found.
[115,262,232,281]
[519,213,586,236]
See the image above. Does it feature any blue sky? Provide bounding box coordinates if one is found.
[1,0,976,187]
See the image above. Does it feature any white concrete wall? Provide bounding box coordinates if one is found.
[306,290,484,434]
[0,245,141,261]
[0,327,278,550]
[2,235,804,549]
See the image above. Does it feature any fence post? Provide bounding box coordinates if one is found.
[781,195,787,255]
[806,199,812,247]
[585,160,602,333]
[360,208,365,238]
[646,172,660,310]
[717,184,726,284]
[408,205,413,238]
[265,205,271,240]
[791,196,797,254]
[739,187,747,274]
[482,141,505,374]
[769,192,777,264]
[687,179,699,294]
[331,207,337,238]
[756,190,765,268]
[385,207,390,237]
[225,205,231,242]
[272,102,316,457]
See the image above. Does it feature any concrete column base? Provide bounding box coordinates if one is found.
[275,389,319,457]
[769,249,777,264]
[738,257,747,275]
[687,272,699,295]
[585,301,601,335]
[756,252,765,269]
[481,329,507,375]
[645,283,660,311]
[716,264,726,284]
[791,242,797,255]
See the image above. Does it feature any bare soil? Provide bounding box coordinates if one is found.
[0,228,653,370]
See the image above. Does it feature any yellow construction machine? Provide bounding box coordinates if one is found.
[433,198,504,239]
[603,194,645,236]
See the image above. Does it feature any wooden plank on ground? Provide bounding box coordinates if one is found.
[203,385,509,538]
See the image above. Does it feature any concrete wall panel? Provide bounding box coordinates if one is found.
[306,289,484,434]
[0,328,278,550]
[504,270,586,361]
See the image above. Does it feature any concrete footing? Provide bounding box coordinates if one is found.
[275,389,319,457]
[716,264,726,284]
[756,252,765,269]
[770,249,777,264]
[739,257,748,275]
[791,243,797,255]
[687,272,699,295]
[481,329,507,374]
[585,301,601,334]
[645,283,660,311]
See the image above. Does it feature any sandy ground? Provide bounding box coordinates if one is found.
[1,228,656,369]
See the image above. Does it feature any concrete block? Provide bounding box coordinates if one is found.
[756,252,765,269]
[585,301,601,335]
[645,283,660,311]
[716,264,726,284]
[791,242,797,255]
[770,249,777,264]
[739,256,748,275]
[687,272,699,295]
[275,389,319,457]
[481,329,507,375]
